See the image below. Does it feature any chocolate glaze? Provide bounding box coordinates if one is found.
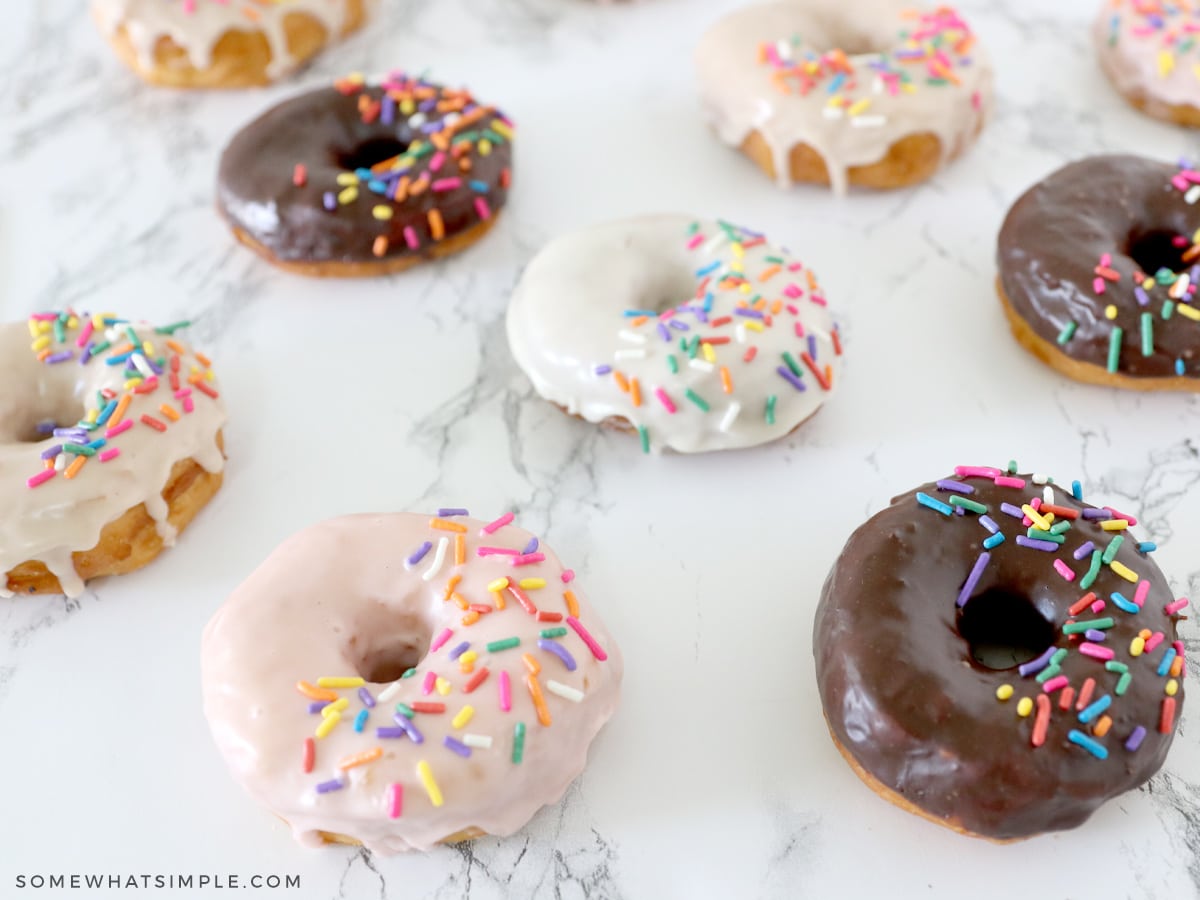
[217,77,512,265]
[814,471,1185,840]
[997,154,1197,379]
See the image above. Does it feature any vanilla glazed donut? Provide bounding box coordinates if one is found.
[1095,1,1200,127]
[696,1,993,193]
[815,464,1188,841]
[506,215,843,454]
[218,72,513,277]
[1,312,226,597]
[91,0,373,88]
[202,511,622,853]
[997,154,1200,389]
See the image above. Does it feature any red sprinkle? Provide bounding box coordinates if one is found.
[463,667,490,693]
[410,702,445,714]
[140,414,167,432]
[293,164,307,187]
[1031,694,1051,748]
[302,738,315,773]
[1160,697,1177,733]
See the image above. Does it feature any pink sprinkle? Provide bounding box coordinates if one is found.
[182,396,195,414]
[29,313,58,321]
[403,226,419,249]
[1173,174,1191,192]
[955,466,1002,478]
[1042,675,1070,693]
[686,234,704,250]
[1144,632,1165,653]
[1165,597,1189,616]
[431,177,462,192]
[794,321,805,338]
[1079,642,1115,661]
[782,284,802,298]
[512,552,545,567]
[474,197,491,220]
[971,90,981,110]
[786,304,799,316]
[561,569,575,584]
[292,164,307,187]
[387,783,403,819]
[1053,559,1075,581]
[98,448,120,463]
[994,476,1026,489]
[26,469,56,489]
[1133,580,1151,607]
[654,387,677,414]
[1105,506,1137,525]
[421,671,437,696]
[477,546,519,557]
[1090,599,1106,613]
[1099,252,1112,267]
[480,512,514,535]
[1093,277,1106,294]
[430,628,453,653]
[810,295,828,307]
[105,419,133,439]
[76,320,94,348]
[174,388,192,399]
[566,616,608,661]
[428,151,446,173]
[498,670,512,712]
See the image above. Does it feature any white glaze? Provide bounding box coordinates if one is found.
[201,513,623,855]
[1095,0,1200,112]
[0,314,226,597]
[695,1,993,193]
[506,215,842,454]
[90,0,362,80]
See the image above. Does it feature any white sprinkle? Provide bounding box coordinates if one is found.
[1032,473,1050,485]
[545,680,584,703]
[822,106,844,120]
[462,734,493,749]
[422,537,449,582]
[614,348,647,360]
[1043,486,1055,504]
[1187,185,1200,205]
[703,232,728,256]
[132,353,154,378]
[735,323,747,344]
[719,401,742,433]
[775,39,792,61]
[688,359,715,373]
[871,76,884,95]
[618,330,647,344]
[54,453,67,472]
[851,115,887,128]
[407,113,426,129]
[378,680,406,703]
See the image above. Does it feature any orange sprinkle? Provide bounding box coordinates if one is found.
[110,394,132,427]
[564,589,580,618]
[428,209,445,241]
[372,236,389,258]
[110,343,135,356]
[521,653,541,676]
[37,349,51,362]
[770,299,783,315]
[630,378,642,408]
[455,534,466,566]
[450,592,470,611]
[296,681,338,702]
[195,351,212,368]
[430,518,468,533]
[1093,715,1112,737]
[1170,656,1183,678]
[758,264,781,282]
[159,403,180,422]
[462,610,481,626]
[166,339,186,355]
[630,316,648,327]
[719,366,733,395]
[64,456,87,480]
[337,747,383,770]
[614,371,630,393]
[493,590,507,611]
[441,574,462,602]
[527,675,552,726]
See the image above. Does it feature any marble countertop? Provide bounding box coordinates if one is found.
[1,0,1197,897]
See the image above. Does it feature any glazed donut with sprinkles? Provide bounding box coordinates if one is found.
[218,71,514,277]
[1,312,226,598]
[202,511,622,853]
[815,463,1187,840]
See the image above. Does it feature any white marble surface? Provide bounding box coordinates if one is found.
[0,0,1197,897]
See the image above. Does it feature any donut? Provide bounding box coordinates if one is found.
[506,215,843,454]
[997,154,1200,390]
[218,72,514,277]
[814,464,1187,840]
[1095,1,1200,127]
[2,312,226,598]
[91,0,372,88]
[202,511,622,853]
[695,1,992,192]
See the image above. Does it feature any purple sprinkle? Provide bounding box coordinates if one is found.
[80,344,95,365]
[418,98,438,113]
[323,191,337,211]
[1018,647,1056,677]
[735,308,764,320]
[407,541,433,566]
[537,639,578,671]
[1082,508,1112,520]
[936,479,975,495]
[45,351,73,364]
[594,364,613,376]
[979,515,999,534]
[315,778,345,794]
[955,551,991,607]
[1085,629,1107,642]
[308,701,329,714]
[1134,285,1150,307]
[668,320,690,331]
[420,121,444,135]
[807,334,817,359]
[437,508,469,518]
[1000,502,1025,519]
[40,444,63,460]
[443,736,472,758]
[776,366,807,391]
[657,322,672,342]
[954,506,966,516]
[1016,536,1059,552]
[448,641,470,661]
[1073,540,1095,561]
[381,94,396,125]
[377,726,408,739]
[1125,725,1147,752]
[357,687,376,708]
[522,537,539,555]
[392,713,424,744]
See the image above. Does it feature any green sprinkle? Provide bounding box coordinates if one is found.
[686,221,700,235]
[539,628,568,639]
[401,667,418,679]
[1163,300,1176,320]
[1141,312,1154,356]
[1105,661,1129,674]
[1036,665,1061,684]
[765,395,777,425]
[1027,529,1066,544]
[684,389,710,412]
[1156,267,1175,285]
[781,351,803,376]
[1080,550,1103,590]
[1107,327,1123,373]
[124,326,140,346]
[949,495,988,514]
[53,318,65,343]
[62,443,95,457]
[154,320,191,335]
[687,335,700,359]
[638,426,650,454]
[1057,321,1078,345]
[486,637,521,653]
[512,722,526,764]
[667,354,679,374]
[1062,617,1115,634]
[1051,648,1068,665]
[395,703,415,719]
[1115,672,1133,696]
[1102,535,1124,564]
[1007,459,1019,474]
[1049,520,1072,535]
[91,340,111,355]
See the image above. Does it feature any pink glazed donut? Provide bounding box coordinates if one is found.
[201,511,623,853]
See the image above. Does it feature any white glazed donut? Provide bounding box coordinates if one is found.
[1094,1,1200,126]
[506,215,843,454]
[695,1,993,193]
[201,511,622,854]
[1,311,226,598]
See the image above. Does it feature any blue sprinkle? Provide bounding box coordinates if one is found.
[1158,647,1178,677]
[1068,730,1109,759]
[470,180,490,193]
[353,709,369,733]
[916,492,953,516]
[1111,592,1139,614]
[1071,480,1083,500]
[1176,358,1186,376]
[1137,542,1157,553]
[1077,694,1112,724]
[695,260,721,277]
[982,533,1005,549]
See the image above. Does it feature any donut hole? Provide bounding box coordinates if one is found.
[335,137,410,172]
[352,618,433,684]
[0,393,86,444]
[957,588,1055,670]
[1127,229,1189,276]
[799,14,894,56]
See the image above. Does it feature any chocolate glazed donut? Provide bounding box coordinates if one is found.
[997,154,1200,389]
[814,467,1186,841]
[218,73,513,277]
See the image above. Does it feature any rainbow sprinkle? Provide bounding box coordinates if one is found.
[1105,0,1200,77]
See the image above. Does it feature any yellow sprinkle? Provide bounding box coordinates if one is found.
[995,684,1014,701]
[346,71,365,84]
[30,335,50,351]
[336,172,358,186]
[317,676,365,689]
[315,711,341,739]
[1104,305,1118,320]
[743,320,765,333]
[435,677,452,696]
[1166,679,1179,697]
[491,120,514,140]
[487,577,510,592]
[1159,49,1176,78]
[400,98,416,115]
[702,342,717,363]
[338,186,359,205]
[459,650,478,667]
[372,205,394,221]
[478,139,492,156]
[67,316,78,329]
[321,697,349,716]
[739,283,752,295]
[1022,504,1051,531]
[1109,560,1138,582]
[518,578,546,590]
[451,705,475,729]
[731,242,745,259]
[417,760,443,807]
[26,320,40,338]
[123,378,143,390]
[1016,697,1033,717]
[85,408,99,424]
[142,341,154,356]
[1100,519,1128,531]
[1130,636,1145,657]
[1178,303,1200,321]
[848,98,871,116]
